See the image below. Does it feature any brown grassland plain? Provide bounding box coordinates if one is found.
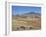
[12,15,41,31]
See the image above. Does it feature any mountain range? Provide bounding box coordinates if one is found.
[14,12,41,17]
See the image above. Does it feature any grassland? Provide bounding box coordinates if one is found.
[12,14,41,31]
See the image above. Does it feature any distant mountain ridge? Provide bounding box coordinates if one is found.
[13,12,41,17]
[24,12,41,15]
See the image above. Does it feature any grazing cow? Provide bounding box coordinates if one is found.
[29,27,32,29]
[20,26,25,30]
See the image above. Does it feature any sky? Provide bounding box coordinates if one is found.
[12,6,41,15]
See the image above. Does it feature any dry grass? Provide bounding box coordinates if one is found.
[12,16,41,31]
